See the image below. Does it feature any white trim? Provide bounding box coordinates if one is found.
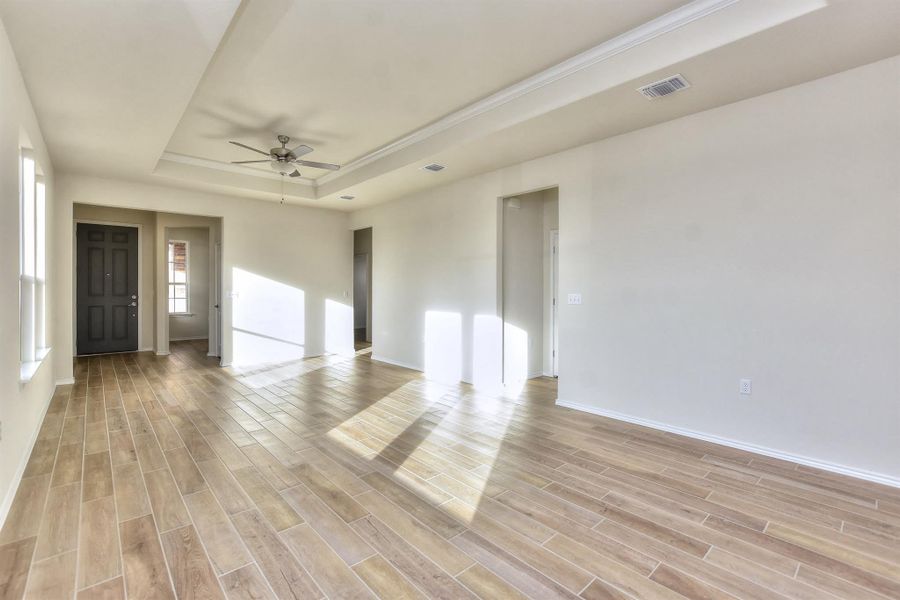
[55,377,76,386]
[169,335,208,342]
[556,399,900,489]
[317,0,740,186]
[370,354,421,372]
[139,346,154,352]
[0,383,55,532]
[155,351,170,356]
[74,219,144,352]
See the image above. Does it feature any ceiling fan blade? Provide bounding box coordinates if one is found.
[293,159,340,171]
[289,170,302,178]
[290,143,313,157]
[229,141,271,156]
[231,160,269,164]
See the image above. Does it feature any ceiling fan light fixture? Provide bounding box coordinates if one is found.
[270,160,291,174]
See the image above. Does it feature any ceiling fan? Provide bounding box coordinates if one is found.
[229,134,340,178]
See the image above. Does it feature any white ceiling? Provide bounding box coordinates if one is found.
[2,0,899,211]
[0,0,240,177]
[165,0,683,174]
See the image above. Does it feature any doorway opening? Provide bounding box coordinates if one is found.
[73,204,222,361]
[500,187,559,389]
[353,227,373,352]
[166,225,217,359]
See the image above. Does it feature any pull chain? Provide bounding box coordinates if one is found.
[280,173,285,205]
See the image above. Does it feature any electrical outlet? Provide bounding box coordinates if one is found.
[739,379,752,395]
[567,293,582,305]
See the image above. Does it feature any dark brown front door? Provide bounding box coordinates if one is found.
[76,223,139,354]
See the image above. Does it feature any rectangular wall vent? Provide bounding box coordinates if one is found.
[340,195,355,200]
[637,74,690,99]
[422,163,445,172]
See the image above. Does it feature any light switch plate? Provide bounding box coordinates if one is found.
[567,293,582,305]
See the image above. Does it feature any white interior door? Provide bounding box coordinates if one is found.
[214,241,222,358]
[551,229,559,377]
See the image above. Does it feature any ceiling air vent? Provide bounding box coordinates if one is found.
[637,74,690,99]
[422,163,446,172]
[340,195,355,200]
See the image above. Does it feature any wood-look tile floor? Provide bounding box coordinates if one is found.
[2,340,900,600]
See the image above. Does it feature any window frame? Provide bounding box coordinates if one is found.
[167,239,191,315]
[20,149,49,382]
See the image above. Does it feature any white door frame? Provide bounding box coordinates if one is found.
[73,219,144,355]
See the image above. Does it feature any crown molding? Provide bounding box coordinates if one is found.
[156,0,740,193]
[316,0,742,186]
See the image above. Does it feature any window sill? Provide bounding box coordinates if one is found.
[169,313,195,317]
[20,347,51,384]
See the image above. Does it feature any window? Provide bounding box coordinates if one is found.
[20,149,48,378]
[168,240,189,314]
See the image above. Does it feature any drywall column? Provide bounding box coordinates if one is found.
[502,192,545,383]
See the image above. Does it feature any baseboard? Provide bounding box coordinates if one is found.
[139,346,154,352]
[556,399,900,489]
[0,383,56,532]
[55,377,75,386]
[154,351,170,356]
[369,355,477,385]
[370,354,421,372]
[169,336,209,342]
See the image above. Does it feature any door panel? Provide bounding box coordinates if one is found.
[77,223,139,354]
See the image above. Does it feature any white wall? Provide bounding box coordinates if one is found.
[0,18,62,523]
[351,180,502,385]
[57,174,354,367]
[351,55,900,483]
[168,227,210,341]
